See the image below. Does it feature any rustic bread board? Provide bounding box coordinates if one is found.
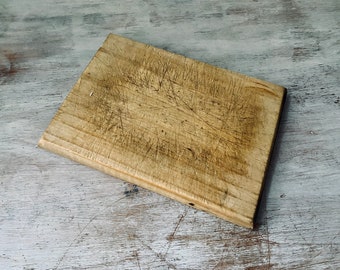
[39,33,286,228]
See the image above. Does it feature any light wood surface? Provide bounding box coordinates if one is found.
[39,33,286,229]
[1,0,339,269]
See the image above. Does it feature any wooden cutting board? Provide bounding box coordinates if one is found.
[39,33,286,228]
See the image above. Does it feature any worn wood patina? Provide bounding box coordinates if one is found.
[38,34,286,228]
[1,0,339,269]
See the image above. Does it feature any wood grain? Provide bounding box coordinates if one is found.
[38,34,285,228]
[1,0,339,269]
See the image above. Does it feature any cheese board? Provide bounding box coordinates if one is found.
[39,33,286,228]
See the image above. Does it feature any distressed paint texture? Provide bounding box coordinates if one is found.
[1,0,339,269]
